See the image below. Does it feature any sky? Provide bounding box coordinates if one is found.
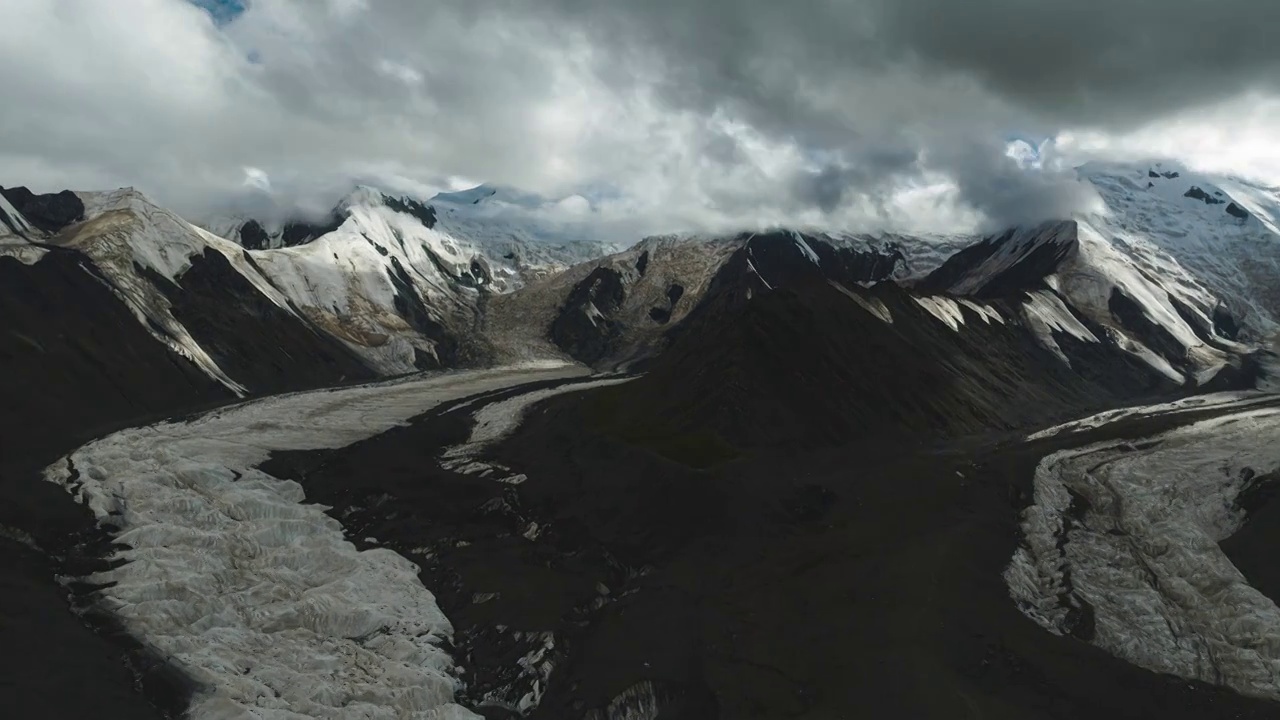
[2,0,1280,239]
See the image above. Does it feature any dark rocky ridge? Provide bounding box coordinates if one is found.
[917,220,1255,389]
[383,194,438,228]
[0,186,85,234]
[549,266,629,365]
[236,219,271,250]
[914,224,1074,300]
[280,211,346,247]
[1227,201,1251,220]
[548,231,910,368]
[141,248,377,392]
[594,277,1177,460]
[386,255,464,368]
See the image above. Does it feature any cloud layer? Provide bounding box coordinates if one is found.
[2,0,1278,238]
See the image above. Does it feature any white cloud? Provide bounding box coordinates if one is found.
[1,0,1278,239]
[376,59,423,86]
[242,166,272,191]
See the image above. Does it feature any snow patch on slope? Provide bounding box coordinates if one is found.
[912,295,1004,332]
[48,364,582,720]
[1019,289,1099,365]
[913,296,965,332]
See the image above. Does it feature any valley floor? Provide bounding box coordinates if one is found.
[264,382,1280,719]
[12,367,1280,719]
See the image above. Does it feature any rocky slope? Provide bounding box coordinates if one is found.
[489,229,964,371]
[917,219,1257,388]
[4,158,1280,719]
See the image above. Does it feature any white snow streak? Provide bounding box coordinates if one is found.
[1019,290,1099,366]
[912,295,966,332]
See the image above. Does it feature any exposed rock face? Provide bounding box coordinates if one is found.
[0,186,85,234]
[542,231,910,368]
[917,220,1253,388]
[549,266,628,365]
[914,226,1074,299]
[141,248,377,392]
[383,195,437,228]
[236,219,271,250]
[1227,202,1251,220]
[385,255,461,369]
[1184,186,1225,205]
[600,278,1177,457]
[280,213,346,247]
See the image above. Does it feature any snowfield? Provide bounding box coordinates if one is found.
[1008,396,1280,700]
[46,364,587,720]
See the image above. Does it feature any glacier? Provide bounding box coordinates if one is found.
[46,364,585,719]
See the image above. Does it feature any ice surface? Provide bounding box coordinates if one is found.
[1008,398,1280,700]
[1026,391,1270,440]
[47,364,584,720]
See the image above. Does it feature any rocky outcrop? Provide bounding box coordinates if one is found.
[0,186,85,234]
[236,219,271,250]
[542,231,910,368]
[280,212,346,247]
[1184,186,1225,205]
[549,266,628,365]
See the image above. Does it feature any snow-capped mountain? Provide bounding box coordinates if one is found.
[207,184,622,279]
[6,159,1277,394]
[8,160,1280,720]
[912,162,1280,389]
[1079,162,1280,343]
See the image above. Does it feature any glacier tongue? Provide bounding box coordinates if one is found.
[47,364,583,720]
[1008,398,1280,701]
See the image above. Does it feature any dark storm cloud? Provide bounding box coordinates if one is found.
[2,0,1277,235]
[519,0,1280,130]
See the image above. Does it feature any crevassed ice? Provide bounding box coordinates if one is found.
[1008,400,1280,700]
[48,364,583,720]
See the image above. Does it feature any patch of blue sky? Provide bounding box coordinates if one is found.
[187,0,247,26]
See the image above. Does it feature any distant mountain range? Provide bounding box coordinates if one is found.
[5,159,1280,719]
